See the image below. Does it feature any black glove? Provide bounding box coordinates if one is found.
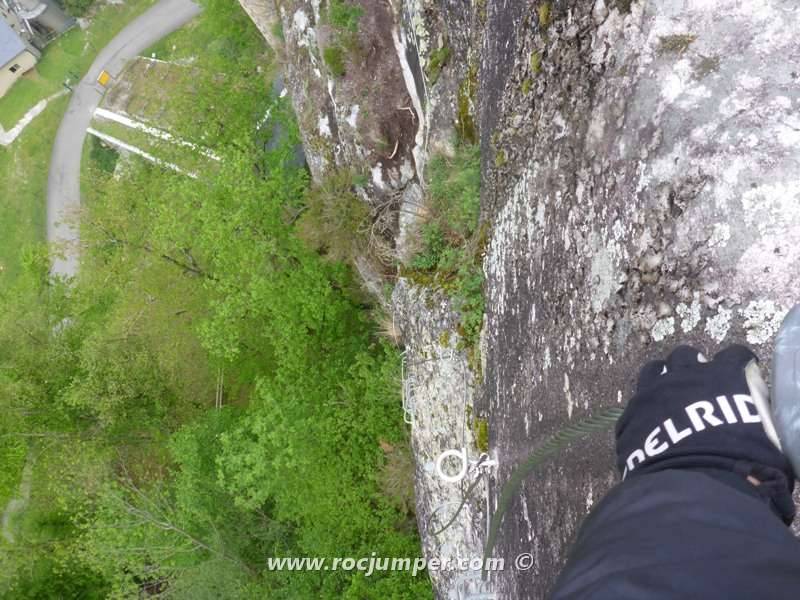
[615,345,795,523]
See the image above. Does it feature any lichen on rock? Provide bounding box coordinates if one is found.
[479,0,800,595]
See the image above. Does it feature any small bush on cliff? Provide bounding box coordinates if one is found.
[427,145,481,241]
[296,170,371,263]
[325,0,363,65]
[407,144,486,371]
[327,0,363,32]
[426,45,451,85]
[323,45,347,77]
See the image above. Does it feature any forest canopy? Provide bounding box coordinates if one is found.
[0,1,427,597]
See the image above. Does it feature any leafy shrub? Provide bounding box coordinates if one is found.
[61,335,173,434]
[327,0,363,32]
[454,256,486,352]
[296,170,371,264]
[88,136,119,174]
[408,144,485,368]
[323,45,347,77]
[217,342,430,597]
[1,553,108,599]
[410,223,447,272]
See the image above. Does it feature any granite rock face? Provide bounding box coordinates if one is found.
[480,0,800,596]
[238,1,490,597]
[241,0,800,597]
[391,279,492,599]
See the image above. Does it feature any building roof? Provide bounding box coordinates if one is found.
[0,18,25,67]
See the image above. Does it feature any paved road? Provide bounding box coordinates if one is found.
[47,0,202,277]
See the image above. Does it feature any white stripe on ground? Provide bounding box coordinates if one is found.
[87,127,197,178]
[140,55,173,65]
[93,107,221,161]
[0,90,69,147]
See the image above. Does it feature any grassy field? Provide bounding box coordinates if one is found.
[0,0,154,130]
[102,58,192,124]
[0,97,69,553]
[146,14,206,61]
[0,95,69,281]
[146,10,271,63]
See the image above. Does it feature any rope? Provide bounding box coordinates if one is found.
[481,406,625,577]
[427,454,488,537]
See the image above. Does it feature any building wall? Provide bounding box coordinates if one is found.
[0,49,36,98]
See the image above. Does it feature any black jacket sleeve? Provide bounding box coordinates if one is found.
[550,469,800,600]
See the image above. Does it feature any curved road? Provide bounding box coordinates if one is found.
[47,0,201,277]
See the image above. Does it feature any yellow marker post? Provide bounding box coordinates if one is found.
[97,70,111,87]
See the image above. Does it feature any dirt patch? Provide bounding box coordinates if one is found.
[354,0,416,165]
[323,0,417,169]
[278,0,424,190]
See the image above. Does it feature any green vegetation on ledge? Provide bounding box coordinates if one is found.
[537,2,552,30]
[658,34,697,56]
[327,0,363,32]
[296,169,371,264]
[530,50,542,74]
[323,45,347,77]
[404,143,486,373]
[426,45,452,84]
[473,417,490,453]
[456,64,478,145]
[322,0,364,78]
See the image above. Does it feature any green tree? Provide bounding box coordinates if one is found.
[0,1,431,597]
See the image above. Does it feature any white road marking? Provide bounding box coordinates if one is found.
[93,107,220,160]
[87,127,197,178]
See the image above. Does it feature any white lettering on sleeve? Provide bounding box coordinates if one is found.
[733,394,761,423]
[626,394,765,475]
[626,449,646,472]
[715,395,739,424]
[685,400,724,431]
[644,426,669,457]
[664,418,693,444]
